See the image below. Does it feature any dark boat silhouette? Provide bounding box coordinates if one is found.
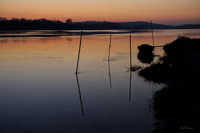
[137,44,154,54]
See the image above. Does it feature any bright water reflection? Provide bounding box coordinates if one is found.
[0,29,200,133]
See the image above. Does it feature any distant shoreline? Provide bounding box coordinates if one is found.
[1,18,200,31]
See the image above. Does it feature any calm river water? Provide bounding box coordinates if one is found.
[0,29,200,133]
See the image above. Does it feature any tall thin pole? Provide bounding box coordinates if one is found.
[108,34,112,61]
[130,34,132,70]
[129,34,132,102]
[151,20,155,47]
[75,31,82,74]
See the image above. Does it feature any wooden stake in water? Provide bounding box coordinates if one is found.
[75,31,82,74]
[129,34,132,102]
[108,34,112,61]
[130,34,132,70]
[151,20,155,47]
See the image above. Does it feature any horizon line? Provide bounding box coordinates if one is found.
[1,17,200,26]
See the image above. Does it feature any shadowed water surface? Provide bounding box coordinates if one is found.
[0,29,200,133]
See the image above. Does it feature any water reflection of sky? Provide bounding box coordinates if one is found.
[0,29,200,133]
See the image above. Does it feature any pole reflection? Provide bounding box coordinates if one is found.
[129,68,132,102]
[75,74,84,116]
[108,60,112,88]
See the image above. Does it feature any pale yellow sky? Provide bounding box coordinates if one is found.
[0,0,200,24]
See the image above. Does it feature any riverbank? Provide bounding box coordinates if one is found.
[138,36,200,132]
[139,36,200,83]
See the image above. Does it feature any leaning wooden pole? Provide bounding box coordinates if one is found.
[130,34,132,70]
[108,34,112,61]
[151,20,155,47]
[75,31,83,74]
[129,34,132,102]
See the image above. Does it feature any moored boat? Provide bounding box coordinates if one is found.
[137,44,154,54]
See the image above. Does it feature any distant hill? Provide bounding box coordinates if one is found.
[115,21,174,29]
[0,18,200,30]
[75,21,200,29]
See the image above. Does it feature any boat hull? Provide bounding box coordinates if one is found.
[138,44,154,54]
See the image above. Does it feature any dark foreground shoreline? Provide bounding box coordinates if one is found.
[138,36,200,133]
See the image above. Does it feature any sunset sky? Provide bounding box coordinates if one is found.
[0,0,200,25]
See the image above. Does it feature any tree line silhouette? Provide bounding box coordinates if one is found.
[0,17,121,30]
[0,17,200,30]
[0,17,74,30]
